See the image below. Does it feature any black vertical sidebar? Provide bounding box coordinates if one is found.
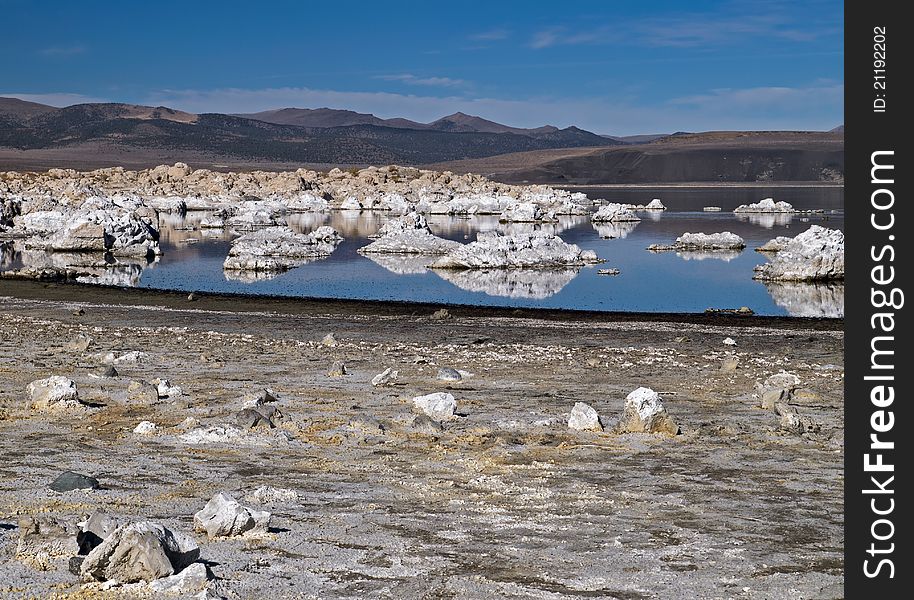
[845,1,910,597]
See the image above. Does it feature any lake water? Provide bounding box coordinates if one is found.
[137,186,844,317]
[3,186,845,316]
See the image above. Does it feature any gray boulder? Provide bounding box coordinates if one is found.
[193,492,271,538]
[80,521,200,583]
[614,387,679,435]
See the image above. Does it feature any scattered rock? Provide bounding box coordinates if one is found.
[371,367,398,386]
[776,403,821,435]
[321,333,338,346]
[327,360,347,377]
[723,337,737,346]
[411,414,444,435]
[597,268,621,275]
[49,471,100,492]
[27,376,84,411]
[80,521,200,583]
[101,365,119,378]
[247,486,299,504]
[412,392,457,420]
[193,492,271,538]
[436,367,462,382]
[236,408,275,429]
[179,425,260,445]
[614,387,679,435]
[156,378,183,398]
[134,421,157,435]
[64,334,92,352]
[127,379,160,404]
[429,308,451,320]
[148,561,210,595]
[567,402,603,432]
[187,292,197,302]
[703,206,721,212]
[240,388,279,409]
[77,511,122,555]
[720,357,740,372]
[757,371,801,409]
[753,226,844,282]
[15,516,79,569]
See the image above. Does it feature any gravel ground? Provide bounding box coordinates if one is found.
[0,282,844,599]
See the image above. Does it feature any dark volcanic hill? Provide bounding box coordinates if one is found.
[430,131,845,184]
[0,98,619,167]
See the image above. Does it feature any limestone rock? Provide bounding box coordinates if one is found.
[28,376,84,411]
[614,387,679,435]
[80,521,200,583]
[429,231,600,269]
[591,203,640,223]
[753,226,844,282]
[223,226,342,273]
[649,232,745,252]
[567,402,603,432]
[371,367,398,386]
[193,492,271,538]
[412,392,457,420]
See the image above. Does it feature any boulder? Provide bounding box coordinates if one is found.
[327,360,347,377]
[614,387,679,435]
[15,516,80,569]
[236,408,275,429]
[371,367,398,386]
[148,561,210,595]
[134,421,157,435]
[193,492,271,538]
[753,226,844,282]
[28,376,84,411]
[411,414,444,435]
[49,471,100,492]
[733,198,795,213]
[77,511,123,555]
[567,402,603,432]
[155,378,183,398]
[436,367,462,382]
[80,521,200,583]
[412,392,457,420]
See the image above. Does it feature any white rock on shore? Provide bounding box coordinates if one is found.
[193,492,271,538]
[27,376,85,411]
[753,225,844,281]
[568,402,603,432]
[614,387,679,435]
[80,521,200,583]
[429,231,600,270]
[412,392,457,420]
[223,226,342,273]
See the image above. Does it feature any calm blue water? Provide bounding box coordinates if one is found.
[134,186,844,316]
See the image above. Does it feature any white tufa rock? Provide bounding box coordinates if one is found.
[193,492,271,538]
[733,198,795,213]
[429,230,600,269]
[649,232,745,251]
[134,421,157,435]
[360,212,460,255]
[247,485,299,504]
[371,367,398,386]
[756,236,793,253]
[723,337,737,346]
[753,225,844,282]
[80,521,200,583]
[412,392,457,420]
[616,387,679,435]
[27,376,84,411]
[155,379,183,398]
[591,203,641,223]
[148,561,209,595]
[223,226,342,273]
[567,402,603,432]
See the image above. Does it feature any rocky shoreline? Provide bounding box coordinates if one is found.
[0,281,844,598]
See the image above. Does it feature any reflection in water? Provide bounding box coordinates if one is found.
[364,253,435,275]
[592,220,639,239]
[764,282,845,317]
[498,215,588,238]
[736,213,793,228]
[13,243,154,287]
[434,268,581,299]
[223,269,283,283]
[675,250,742,262]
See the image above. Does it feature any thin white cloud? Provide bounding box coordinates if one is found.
[375,74,467,87]
[141,84,843,136]
[1,92,107,107]
[469,28,510,41]
[39,45,87,57]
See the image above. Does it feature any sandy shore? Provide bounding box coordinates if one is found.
[0,282,843,599]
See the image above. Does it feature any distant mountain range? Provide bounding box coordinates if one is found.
[0,97,621,167]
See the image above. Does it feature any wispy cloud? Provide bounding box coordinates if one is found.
[141,84,843,135]
[469,28,510,41]
[374,74,467,88]
[0,92,107,107]
[39,44,87,57]
[529,5,839,49]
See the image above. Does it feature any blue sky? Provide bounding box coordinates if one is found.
[0,0,843,135]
